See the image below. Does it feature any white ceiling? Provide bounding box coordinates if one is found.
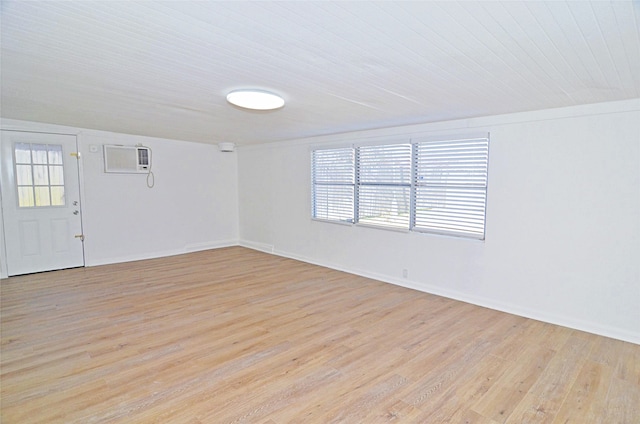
[1,1,639,146]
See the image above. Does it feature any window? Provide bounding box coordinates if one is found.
[413,137,489,239]
[357,143,412,229]
[14,143,66,208]
[311,148,354,223]
[310,135,489,239]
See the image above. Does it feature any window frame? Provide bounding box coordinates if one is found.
[355,142,413,231]
[310,147,355,224]
[310,134,490,240]
[13,142,67,209]
[412,136,490,240]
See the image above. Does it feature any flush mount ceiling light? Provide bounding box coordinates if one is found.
[226,89,285,111]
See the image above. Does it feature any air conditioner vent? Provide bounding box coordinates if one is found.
[104,145,151,173]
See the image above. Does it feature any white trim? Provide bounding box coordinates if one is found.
[0,118,197,147]
[0,130,7,278]
[307,142,354,153]
[238,240,275,254]
[311,217,353,227]
[354,222,410,233]
[184,240,239,252]
[410,132,490,144]
[1,120,82,136]
[0,188,7,279]
[239,240,640,345]
[238,98,640,151]
[76,132,90,266]
[85,239,238,267]
[352,137,410,148]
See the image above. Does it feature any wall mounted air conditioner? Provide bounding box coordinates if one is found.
[104,145,151,173]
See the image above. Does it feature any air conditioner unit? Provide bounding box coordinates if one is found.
[104,145,151,173]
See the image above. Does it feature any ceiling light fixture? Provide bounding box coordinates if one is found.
[226,89,285,111]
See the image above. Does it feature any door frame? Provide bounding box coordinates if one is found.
[0,126,86,278]
[0,192,6,279]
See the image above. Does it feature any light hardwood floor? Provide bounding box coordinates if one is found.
[1,247,638,423]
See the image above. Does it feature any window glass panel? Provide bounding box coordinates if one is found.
[313,185,354,222]
[358,144,412,184]
[32,144,49,164]
[357,143,411,229]
[15,143,32,164]
[313,148,354,184]
[50,186,66,206]
[312,148,355,223]
[33,165,49,185]
[416,139,488,187]
[311,136,489,240]
[415,187,486,235]
[414,137,489,239]
[47,145,63,164]
[34,186,51,207]
[359,186,411,228]
[18,186,35,207]
[16,164,33,185]
[49,165,64,185]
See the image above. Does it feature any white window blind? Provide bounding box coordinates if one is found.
[311,148,355,223]
[357,143,412,229]
[413,137,489,239]
[311,136,489,239]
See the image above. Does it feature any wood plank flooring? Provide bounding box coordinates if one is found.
[1,246,638,423]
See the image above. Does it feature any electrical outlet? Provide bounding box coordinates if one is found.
[402,269,408,278]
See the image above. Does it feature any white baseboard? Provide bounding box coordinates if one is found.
[238,240,275,254]
[238,240,640,345]
[86,239,238,267]
[184,239,239,253]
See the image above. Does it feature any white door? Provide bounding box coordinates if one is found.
[1,131,84,276]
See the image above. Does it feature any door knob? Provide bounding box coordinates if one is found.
[73,210,79,215]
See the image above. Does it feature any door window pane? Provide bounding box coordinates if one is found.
[47,145,63,164]
[18,187,35,207]
[34,187,51,207]
[14,143,66,208]
[16,165,33,185]
[15,143,32,163]
[50,186,65,206]
[49,166,64,185]
[32,144,48,164]
[33,165,49,185]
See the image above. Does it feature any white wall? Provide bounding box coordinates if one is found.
[2,100,638,344]
[0,119,239,272]
[238,99,640,344]
[79,132,239,265]
[0,185,5,278]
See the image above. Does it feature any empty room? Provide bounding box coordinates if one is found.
[1,1,639,423]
